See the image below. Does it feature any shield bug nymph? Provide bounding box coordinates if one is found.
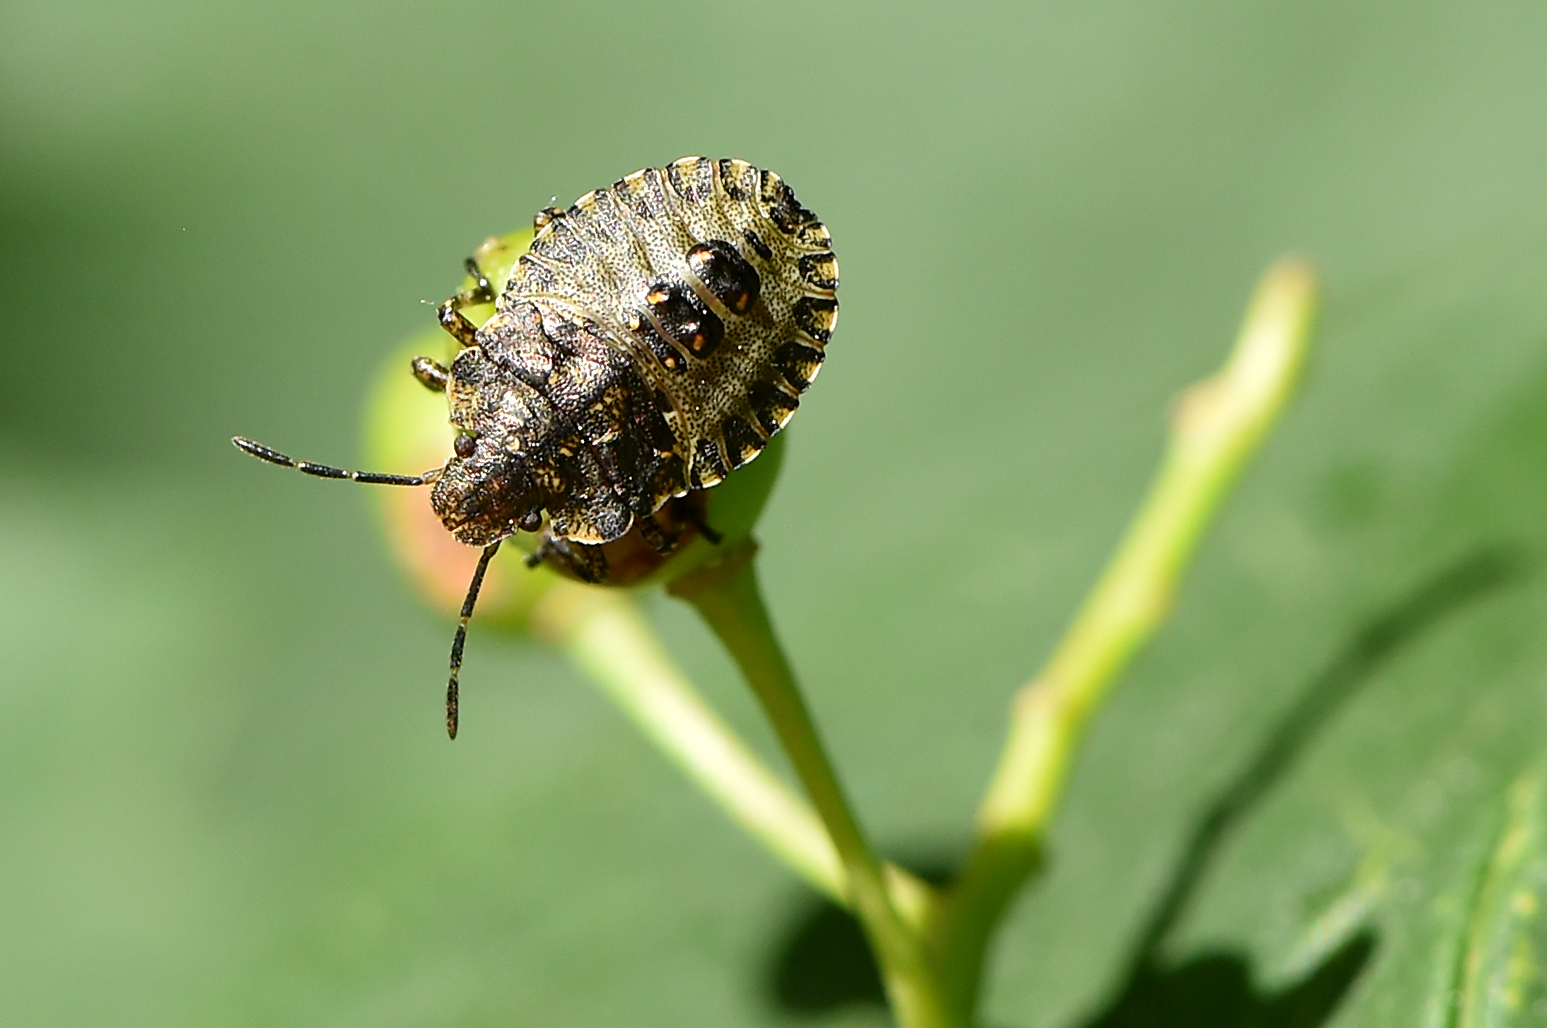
[236,156,838,738]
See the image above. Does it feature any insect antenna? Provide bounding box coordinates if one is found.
[231,436,438,486]
[446,540,501,740]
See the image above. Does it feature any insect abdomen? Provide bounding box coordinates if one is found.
[483,157,838,542]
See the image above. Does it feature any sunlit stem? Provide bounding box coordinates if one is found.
[671,543,962,1028]
[531,579,935,927]
[930,260,1319,1015]
[532,582,843,901]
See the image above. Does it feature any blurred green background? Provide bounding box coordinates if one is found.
[5,1,1547,1025]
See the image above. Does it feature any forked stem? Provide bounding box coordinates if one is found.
[534,581,937,926]
[486,259,1314,1025]
[531,581,848,903]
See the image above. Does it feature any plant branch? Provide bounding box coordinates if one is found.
[530,581,852,904]
[930,259,1319,1014]
[672,543,961,1028]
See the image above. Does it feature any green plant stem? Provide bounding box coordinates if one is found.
[534,575,936,922]
[930,259,1319,1015]
[672,545,962,1028]
[532,583,852,903]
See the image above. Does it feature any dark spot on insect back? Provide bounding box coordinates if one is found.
[667,157,714,202]
[742,229,773,261]
[647,281,725,358]
[691,437,729,488]
[760,170,817,234]
[774,340,826,392]
[798,222,832,249]
[614,169,667,220]
[793,296,838,344]
[533,219,589,264]
[572,188,628,245]
[797,252,840,291]
[717,158,754,201]
[749,379,799,435]
[686,240,761,315]
[513,254,557,293]
[643,402,677,455]
[649,452,688,506]
[720,414,764,468]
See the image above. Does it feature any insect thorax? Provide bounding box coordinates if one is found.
[434,157,838,553]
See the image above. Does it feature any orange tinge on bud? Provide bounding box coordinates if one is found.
[365,333,558,631]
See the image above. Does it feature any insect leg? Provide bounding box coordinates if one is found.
[679,505,723,546]
[634,514,675,554]
[436,256,497,348]
[231,437,438,486]
[533,206,564,233]
[461,257,495,303]
[410,355,449,392]
[446,539,501,740]
[526,534,610,583]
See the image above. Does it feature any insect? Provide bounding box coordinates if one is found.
[234,157,839,738]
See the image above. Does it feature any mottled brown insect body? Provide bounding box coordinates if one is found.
[233,157,837,736]
[432,157,838,582]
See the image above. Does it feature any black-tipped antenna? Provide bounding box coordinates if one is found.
[447,540,501,740]
[232,436,437,486]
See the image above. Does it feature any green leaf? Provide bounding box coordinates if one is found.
[1438,769,1547,1027]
